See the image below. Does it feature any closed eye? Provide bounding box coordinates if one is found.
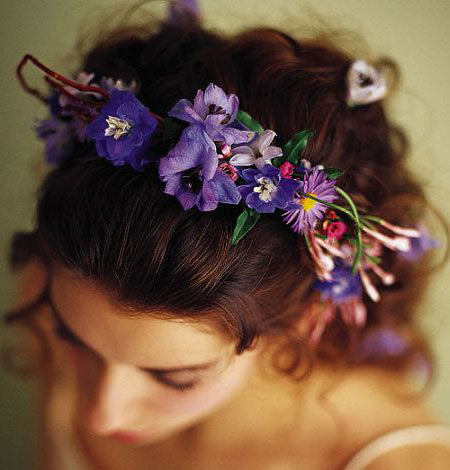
[53,318,198,392]
[149,370,199,392]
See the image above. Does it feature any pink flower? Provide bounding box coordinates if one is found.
[219,162,239,181]
[280,161,295,178]
[327,221,347,240]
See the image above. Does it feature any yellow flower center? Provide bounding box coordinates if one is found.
[301,193,318,211]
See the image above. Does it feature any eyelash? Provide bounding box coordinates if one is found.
[52,323,198,392]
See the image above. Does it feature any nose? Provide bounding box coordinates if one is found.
[86,362,144,435]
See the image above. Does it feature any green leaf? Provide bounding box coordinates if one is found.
[325,167,344,180]
[236,110,264,134]
[283,130,314,165]
[271,156,285,168]
[231,208,261,246]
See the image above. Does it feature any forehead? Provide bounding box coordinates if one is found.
[49,267,233,369]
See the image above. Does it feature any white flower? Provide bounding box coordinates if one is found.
[229,129,283,170]
[346,59,387,106]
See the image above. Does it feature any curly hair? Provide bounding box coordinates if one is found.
[6,7,442,388]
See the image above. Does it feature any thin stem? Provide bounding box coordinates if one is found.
[336,187,362,272]
[296,191,356,222]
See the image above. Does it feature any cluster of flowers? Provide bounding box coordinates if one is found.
[25,56,437,345]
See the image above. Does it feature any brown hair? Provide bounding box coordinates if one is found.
[6,9,441,385]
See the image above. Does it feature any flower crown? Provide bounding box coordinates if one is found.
[17,53,437,346]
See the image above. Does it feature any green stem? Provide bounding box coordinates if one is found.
[336,188,362,273]
[362,215,382,224]
[296,191,357,222]
[298,188,364,272]
[304,232,312,251]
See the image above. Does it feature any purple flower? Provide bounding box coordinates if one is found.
[168,83,252,146]
[399,224,440,262]
[35,117,74,165]
[238,164,300,213]
[159,125,241,211]
[87,89,158,171]
[356,328,408,361]
[167,0,202,28]
[282,166,338,233]
[314,261,362,303]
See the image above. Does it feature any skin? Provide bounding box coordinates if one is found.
[18,259,446,468]
[48,265,263,445]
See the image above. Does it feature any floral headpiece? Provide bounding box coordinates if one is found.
[17,52,436,346]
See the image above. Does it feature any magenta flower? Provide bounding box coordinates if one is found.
[283,167,338,233]
[327,221,347,240]
[280,162,295,178]
[168,83,252,146]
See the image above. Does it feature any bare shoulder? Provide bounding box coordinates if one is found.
[362,443,450,469]
[319,365,449,467]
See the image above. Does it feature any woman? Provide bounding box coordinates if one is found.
[5,0,450,468]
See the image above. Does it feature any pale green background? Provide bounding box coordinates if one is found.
[1,0,449,468]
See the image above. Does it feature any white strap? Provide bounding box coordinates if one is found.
[343,424,450,470]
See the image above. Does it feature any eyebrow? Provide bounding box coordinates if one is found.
[46,291,218,374]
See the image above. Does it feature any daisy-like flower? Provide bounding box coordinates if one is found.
[282,167,338,233]
[228,129,283,170]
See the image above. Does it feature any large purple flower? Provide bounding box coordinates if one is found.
[314,261,362,304]
[168,83,252,146]
[238,164,299,213]
[86,89,158,171]
[159,125,241,211]
[35,117,74,165]
[283,166,338,233]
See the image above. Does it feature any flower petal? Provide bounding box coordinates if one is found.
[257,129,277,152]
[229,152,256,167]
[203,83,228,109]
[212,169,241,204]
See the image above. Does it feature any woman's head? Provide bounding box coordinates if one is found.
[8,1,439,442]
[49,264,261,443]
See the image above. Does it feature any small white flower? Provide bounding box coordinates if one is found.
[105,116,133,139]
[300,158,324,171]
[346,59,387,106]
[229,129,283,170]
[253,176,278,202]
[101,77,138,92]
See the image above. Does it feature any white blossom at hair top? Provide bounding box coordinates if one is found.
[346,59,387,106]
